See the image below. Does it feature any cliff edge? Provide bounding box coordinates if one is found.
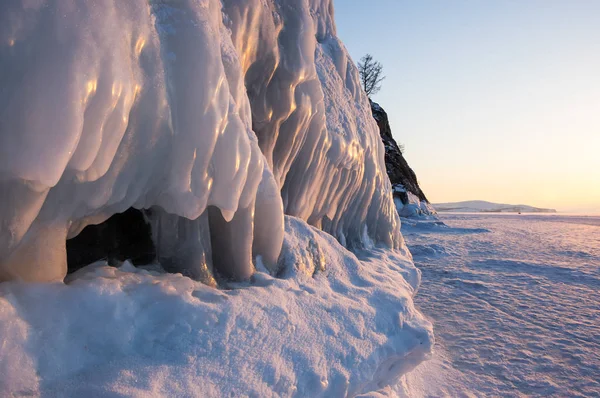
[371,100,436,217]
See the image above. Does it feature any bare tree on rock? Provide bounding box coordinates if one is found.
[358,54,385,97]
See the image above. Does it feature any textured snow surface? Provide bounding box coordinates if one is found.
[0,0,399,282]
[402,214,600,397]
[0,217,432,397]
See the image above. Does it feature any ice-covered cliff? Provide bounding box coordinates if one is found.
[0,0,400,284]
[0,0,432,395]
[371,101,436,218]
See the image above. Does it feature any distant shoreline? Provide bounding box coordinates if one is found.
[433,200,557,214]
[436,209,557,214]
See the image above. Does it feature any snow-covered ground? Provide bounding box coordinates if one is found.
[0,216,432,397]
[403,213,600,397]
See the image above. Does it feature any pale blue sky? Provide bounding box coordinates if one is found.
[335,1,600,212]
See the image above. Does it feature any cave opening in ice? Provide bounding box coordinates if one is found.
[65,204,271,287]
[66,208,156,273]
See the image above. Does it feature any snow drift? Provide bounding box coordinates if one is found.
[0,0,399,283]
[0,0,432,395]
[0,216,432,397]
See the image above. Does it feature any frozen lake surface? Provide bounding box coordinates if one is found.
[403,213,600,397]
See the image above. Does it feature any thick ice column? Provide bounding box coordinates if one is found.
[0,221,67,283]
[147,208,217,287]
[0,181,49,269]
[252,169,285,273]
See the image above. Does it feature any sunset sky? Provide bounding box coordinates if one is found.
[335,1,600,213]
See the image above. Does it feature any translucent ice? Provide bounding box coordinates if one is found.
[0,0,400,282]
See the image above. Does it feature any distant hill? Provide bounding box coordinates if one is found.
[433,200,557,213]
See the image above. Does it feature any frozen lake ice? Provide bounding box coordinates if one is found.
[403,213,600,397]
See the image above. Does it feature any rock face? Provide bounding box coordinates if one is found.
[370,100,435,217]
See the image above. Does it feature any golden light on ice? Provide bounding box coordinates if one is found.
[133,84,141,100]
[86,80,97,95]
[83,79,98,105]
[135,37,145,56]
[111,81,123,98]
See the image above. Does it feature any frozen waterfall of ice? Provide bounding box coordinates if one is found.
[0,1,434,395]
[0,0,400,283]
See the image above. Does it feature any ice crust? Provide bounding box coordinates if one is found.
[0,0,400,282]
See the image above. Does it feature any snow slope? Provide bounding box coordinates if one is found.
[403,214,600,397]
[0,216,432,397]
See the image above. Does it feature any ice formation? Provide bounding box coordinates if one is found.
[0,1,434,394]
[394,189,438,219]
[0,0,400,283]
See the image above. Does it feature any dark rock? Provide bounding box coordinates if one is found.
[370,100,429,204]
